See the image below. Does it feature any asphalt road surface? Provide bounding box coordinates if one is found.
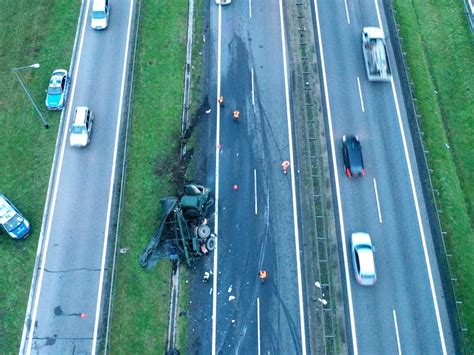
[20,1,134,353]
[187,1,309,354]
[313,0,455,353]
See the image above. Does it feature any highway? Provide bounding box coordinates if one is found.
[20,0,135,353]
[187,0,309,354]
[312,0,455,353]
[17,0,457,353]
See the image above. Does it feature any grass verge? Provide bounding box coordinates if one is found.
[394,0,474,350]
[0,0,80,351]
[108,0,189,352]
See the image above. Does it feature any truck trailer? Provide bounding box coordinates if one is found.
[361,27,392,82]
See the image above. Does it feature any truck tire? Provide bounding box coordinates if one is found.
[206,236,216,251]
[197,224,211,239]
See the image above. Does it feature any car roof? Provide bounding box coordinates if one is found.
[0,194,18,225]
[357,247,375,276]
[345,137,363,165]
[352,232,375,275]
[73,106,88,125]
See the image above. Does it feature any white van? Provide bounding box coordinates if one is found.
[90,0,110,30]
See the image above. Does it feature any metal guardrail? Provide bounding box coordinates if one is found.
[385,1,468,353]
[288,0,339,353]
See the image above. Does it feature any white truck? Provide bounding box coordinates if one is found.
[361,27,392,82]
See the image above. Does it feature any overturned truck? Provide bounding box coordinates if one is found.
[139,184,215,269]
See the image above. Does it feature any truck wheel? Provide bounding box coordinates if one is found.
[197,224,211,239]
[206,237,216,251]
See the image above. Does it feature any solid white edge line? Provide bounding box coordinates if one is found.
[344,0,351,24]
[312,0,358,353]
[389,77,447,354]
[249,0,252,18]
[19,0,87,351]
[393,309,402,355]
[374,0,383,30]
[278,0,307,353]
[254,169,258,215]
[23,1,92,353]
[90,0,135,353]
[373,178,382,223]
[257,297,261,355]
[356,76,365,113]
[211,2,222,355]
[251,68,255,108]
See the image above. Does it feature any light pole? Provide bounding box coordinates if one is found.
[12,63,49,129]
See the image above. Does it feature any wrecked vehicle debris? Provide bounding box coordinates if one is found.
[139,184,215,269]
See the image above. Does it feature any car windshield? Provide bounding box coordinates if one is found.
[3,213,23,232]
[48,87,62,95]
[71,125,86,134]
[92,10,106,19]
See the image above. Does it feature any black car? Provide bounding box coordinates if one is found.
[342,135,365,177]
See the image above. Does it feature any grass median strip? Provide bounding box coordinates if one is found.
[394,0,474,350]
[108,0,189,352]
[0,0,79,352]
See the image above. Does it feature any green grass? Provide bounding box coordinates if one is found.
[108,0,189,353]
[0,0,80,352]
[394,0,474,350]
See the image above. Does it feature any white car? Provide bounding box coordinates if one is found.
[215,0,232,5]
[351,232,377,286]
[69,106,93,148]
[90,0,110,30]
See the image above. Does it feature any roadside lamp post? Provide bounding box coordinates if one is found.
[12,63,49,129]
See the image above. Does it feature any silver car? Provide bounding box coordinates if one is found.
[351,232,377,286]
[69,106,93,148]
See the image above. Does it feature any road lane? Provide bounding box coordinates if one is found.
[21,1,134,353]
[313,0,454,353]
[211,0,307,353]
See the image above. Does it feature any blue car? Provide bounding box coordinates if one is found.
[45,69,70,110]
[0,194,31,239]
